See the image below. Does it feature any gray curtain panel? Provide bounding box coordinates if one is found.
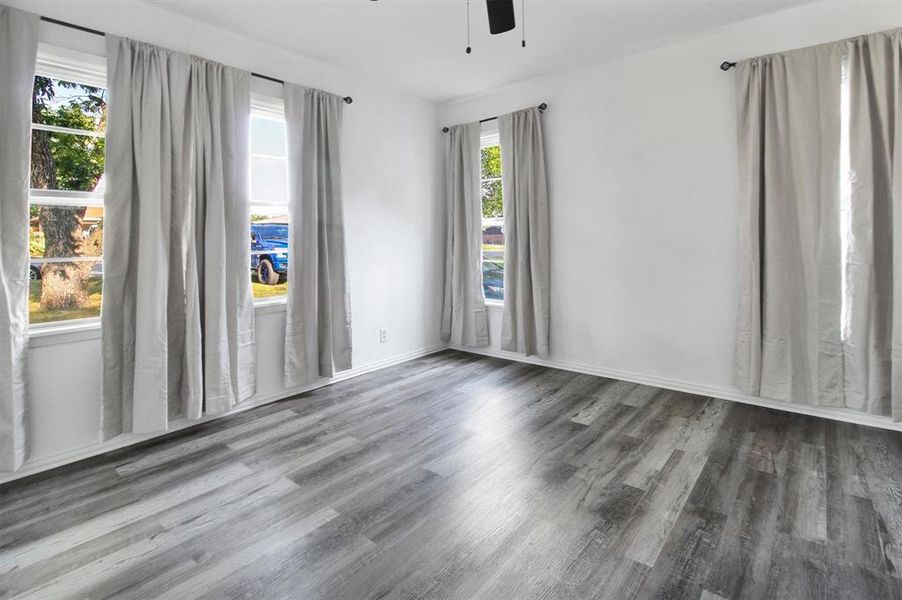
[0,6,38,471]
[498,107,550,358]
[733,43,845,407]
[283,84,352,388]
[844,29,902,419]
[441,123,489,348]
[102,36,255,439]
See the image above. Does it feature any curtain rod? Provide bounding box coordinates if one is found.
[39,15,353,104]
[442,102,547,133]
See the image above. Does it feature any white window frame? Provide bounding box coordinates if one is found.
[480,120,503,307]
[28,44,107,332]
[249,92,290,305]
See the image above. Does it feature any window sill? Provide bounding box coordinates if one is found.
[29,318,101,347]
[254,297,288,315]
[485,300,503,311]
[28,300,290,346]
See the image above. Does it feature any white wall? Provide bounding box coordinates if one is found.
[2,0,445,482]
[10,1,902,483]
[441,2,902,417]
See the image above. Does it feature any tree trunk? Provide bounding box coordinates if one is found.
[30,129,54,189]
[38,206,90,310]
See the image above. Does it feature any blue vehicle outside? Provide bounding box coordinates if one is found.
[482,260,504,301]
[251,222,289,285]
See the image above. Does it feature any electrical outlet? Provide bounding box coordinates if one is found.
[379,328,388,344]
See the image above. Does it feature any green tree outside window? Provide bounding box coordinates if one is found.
[31,76,107,315]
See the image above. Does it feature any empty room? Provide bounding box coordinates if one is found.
[2,0,902,598]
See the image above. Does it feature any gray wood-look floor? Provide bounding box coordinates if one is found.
[2,351,902,599]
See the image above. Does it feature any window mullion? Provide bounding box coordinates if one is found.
[30,190,104,207]
[32,123,105,139]
[31,256,102,264]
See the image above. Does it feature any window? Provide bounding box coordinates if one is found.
[29,50,107,326]
[249,96,289,301]
[481,122,503,302]
[839,55,852,342]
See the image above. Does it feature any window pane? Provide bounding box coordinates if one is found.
[481,179,502,219]
[250,109,289,302]
[29,259,102,325]
[481,144,504,301]
[29,76,107,326]
[30,205,103,258]
[482,221,504,302]
[250,156,288,205]
[31,130,105,192]
[482,257,504,302]
[481,145,501,179]
[250,115,287,157]
[32,77,107,132]
[250,207,289,300]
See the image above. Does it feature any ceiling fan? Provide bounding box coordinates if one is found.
[371,0,526,53]
[466,0,526,54]
[486,0,516,35]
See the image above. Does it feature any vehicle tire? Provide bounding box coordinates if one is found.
[257,258,279,285]
[29,266,40,280]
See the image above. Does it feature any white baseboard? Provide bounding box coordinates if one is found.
[1,343,448,485]
[452,344,902,433]
[10,341,899,485]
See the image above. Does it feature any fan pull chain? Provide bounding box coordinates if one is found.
[466,0,472,54]
[521,0,526,48]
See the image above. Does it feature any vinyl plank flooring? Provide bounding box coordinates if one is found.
[2,350,902,599]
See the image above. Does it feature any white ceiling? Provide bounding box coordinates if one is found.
[147,0,808,102]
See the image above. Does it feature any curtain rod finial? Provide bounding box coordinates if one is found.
[442,127,450,133]
[344,96,353,104]
[720,61,737,71]
[538,103,547,112]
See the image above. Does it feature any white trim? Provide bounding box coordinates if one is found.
[0,343,449,484]
[30,256,101,264]
[32,123,104,138]
[250,152,287,162]
[253,297,287,313]
[36,42,106,89]
[480,120,500,147]
[27,294,288,338]
[29,189,104,207]
[451,345,902,433]
[484,300,503,311]
[28,318,102,347]
[250,92,285,120]
[14,339,901,484]
[249,199,290,208]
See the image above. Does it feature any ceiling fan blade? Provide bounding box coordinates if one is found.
[486,0,515,35]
